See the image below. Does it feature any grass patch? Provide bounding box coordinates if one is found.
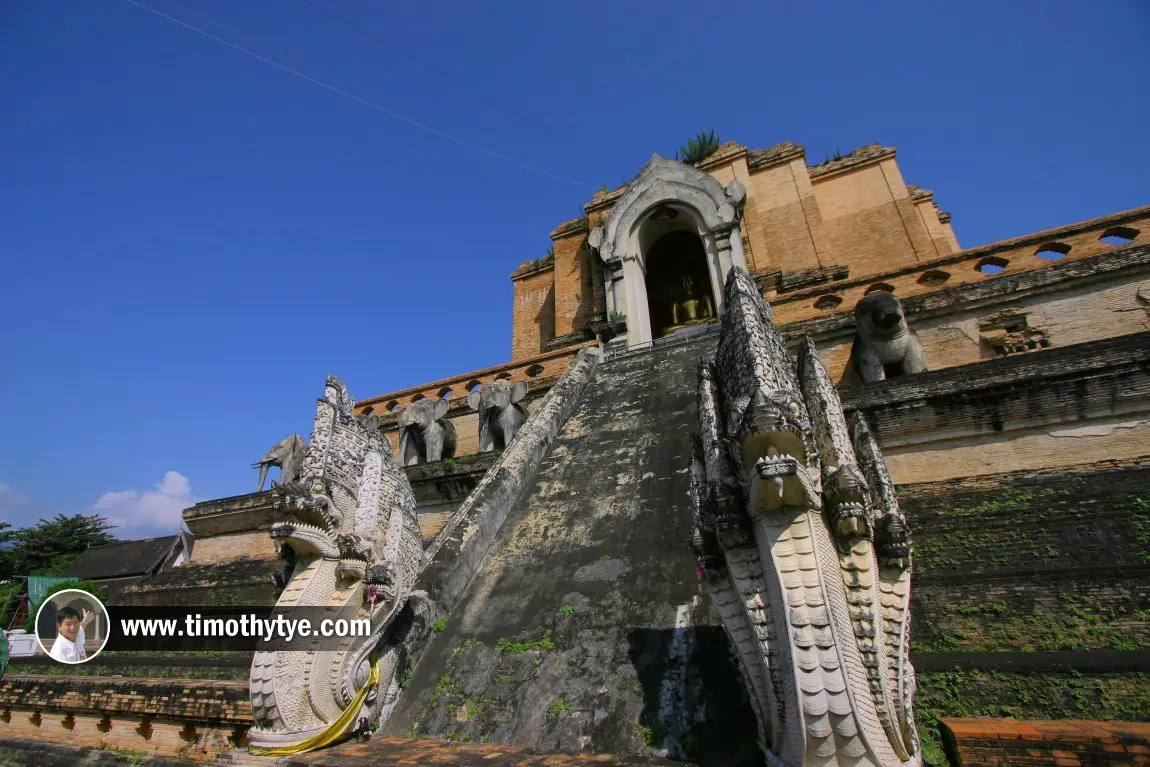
[547,697,572,721]
[497,629,554,654]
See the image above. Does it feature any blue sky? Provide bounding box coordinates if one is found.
[2,1,1147,539]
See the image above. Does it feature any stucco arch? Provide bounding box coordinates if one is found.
[589,154,748,347]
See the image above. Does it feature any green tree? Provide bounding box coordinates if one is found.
[24,578,107,633]
[675,130,721,165]
[0,513,115,579]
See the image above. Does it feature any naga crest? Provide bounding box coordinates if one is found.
[249,375,426,754]
[691,267,920,766]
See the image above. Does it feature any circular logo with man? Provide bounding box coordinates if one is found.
[35,589,110,664]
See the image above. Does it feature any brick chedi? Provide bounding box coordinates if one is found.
[2,136,1148,767]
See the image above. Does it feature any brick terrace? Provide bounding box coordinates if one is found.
[941,718,1150,766]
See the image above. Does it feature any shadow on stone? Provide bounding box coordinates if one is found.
[626,627,760,767]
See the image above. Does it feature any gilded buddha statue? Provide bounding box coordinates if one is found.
[663,274,715,335]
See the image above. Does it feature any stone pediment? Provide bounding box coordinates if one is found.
[589,154,745,265]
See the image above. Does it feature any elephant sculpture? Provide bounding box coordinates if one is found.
[846,291,928,384]
[252,434,306,492]
[468,379,529,452]
[397,399,457,466]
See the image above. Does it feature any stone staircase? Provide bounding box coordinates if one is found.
[383,334,758,764]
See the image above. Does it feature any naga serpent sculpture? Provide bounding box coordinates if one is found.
[690,267,919,767]
[248,376,429,754]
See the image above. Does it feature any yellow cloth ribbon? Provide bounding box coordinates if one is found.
[248,659,381,757]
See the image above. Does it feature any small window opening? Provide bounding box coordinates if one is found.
[918,270,950,286]
[525,364,545,378]
[976,256,1009,275]
[865,282,895,296]
[1099,227,1138,246]
[1035,242,1071,261]
[813,295,842,311]
[438,387,453,399]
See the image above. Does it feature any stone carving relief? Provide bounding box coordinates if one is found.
[249,376,427,754]
[847,292,928,384]
[978,309,1050,356]
[253,434,307,492]
[396,399,458,466]
[468,379,529,452]
[690,267,920,766]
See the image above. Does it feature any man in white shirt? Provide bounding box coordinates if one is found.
[47,606,94,663]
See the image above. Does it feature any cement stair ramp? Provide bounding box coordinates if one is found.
[385,335,759,764]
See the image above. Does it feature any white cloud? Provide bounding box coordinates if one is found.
[93,489,139,508]
[90,471,195,538]
[0,483,30,505]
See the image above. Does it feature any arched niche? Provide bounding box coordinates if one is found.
[589,155,747,347]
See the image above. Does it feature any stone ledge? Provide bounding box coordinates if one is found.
[841,328,1150,411]
[585,184,629,215]
[808,143,896,179]
[779,243,1150,344]
[356,343,591,411]
[772,204,1150,308]
[907,184,934,203]
[746,140,806,170]
[0,676,251,723]
[183,492,275,538]
[693,140,747,171]
[941,718,1150,766]
[774,264,850,295]
[511,253,554,280]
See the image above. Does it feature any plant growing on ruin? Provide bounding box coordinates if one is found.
[497,629,554,654]
[548,698,571,720]
[432,616,448,633]
[633,723,667,747]
[675,130,720,165]
[559,604,577,616]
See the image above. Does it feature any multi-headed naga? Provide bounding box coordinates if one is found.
[249,376,427,754]
[690,267,919,767]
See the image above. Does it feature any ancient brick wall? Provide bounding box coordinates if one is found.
[840,330,1150,485]
[899,461,1150,761]
[114,557,280,607]
[551,226,597,343]
[0,676,250,762]
[902,460,1150,654]
[809,154,937,273]
[940,719,1150,767]
[767,207,1149,327]
[511,260,555,360]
